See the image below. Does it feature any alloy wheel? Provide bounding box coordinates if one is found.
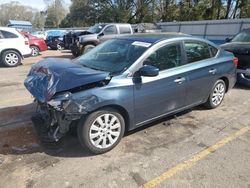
[89,114,121,149]
[31,46,39,56]
[211,82,225,106]
[4,53,19,66]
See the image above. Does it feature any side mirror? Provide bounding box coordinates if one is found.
[225,37,231,43]
[138,65,159,77]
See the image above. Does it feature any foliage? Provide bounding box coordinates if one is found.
[45,0,67,27]
[60,0,250,27]
[0,0,249,29]
[0,1,46,29]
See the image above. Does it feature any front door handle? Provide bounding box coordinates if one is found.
[209,69,217,74]
[174,77,186,84]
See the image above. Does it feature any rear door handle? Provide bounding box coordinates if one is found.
[174,77,186,84]
[209,69,217,74]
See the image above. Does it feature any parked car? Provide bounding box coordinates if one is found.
[21,32,47,56]
[0,27,31,67]
[31,31,46,40]
[45,30,66,50]
[221,28,250,86]
[25,33,237,154]
[63,30,89,50]
[71,23,133,56]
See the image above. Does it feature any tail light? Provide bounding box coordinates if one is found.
[232,57,238,67]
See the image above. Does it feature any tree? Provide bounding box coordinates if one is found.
[0,2,33,26]
[0,1,46,29]
[45,0,67,28]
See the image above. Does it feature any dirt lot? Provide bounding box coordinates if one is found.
[0,50,249,188]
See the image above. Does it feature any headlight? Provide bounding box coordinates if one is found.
[47,92,72,110]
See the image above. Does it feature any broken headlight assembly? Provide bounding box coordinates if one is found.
[47,92,98,114]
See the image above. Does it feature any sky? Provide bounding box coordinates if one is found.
[0,0,71,11]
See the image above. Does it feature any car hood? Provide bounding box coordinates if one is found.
[220,42,250,55]
[78,34,98,43]
[24,58,109,102]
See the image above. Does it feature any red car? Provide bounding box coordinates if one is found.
[21,32,47,56]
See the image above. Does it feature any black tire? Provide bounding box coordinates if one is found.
[204,79,226,109]
[57,44,62,51]
[77,108,125,154]
[83,44,95,54]
[71,49,79,57]
[1,50,21,67]
[30,45,40,56]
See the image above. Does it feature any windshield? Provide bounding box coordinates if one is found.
[87,24,104,34]
[231,31,250,42]
[75,39,150,74]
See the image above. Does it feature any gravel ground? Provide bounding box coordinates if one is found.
[0,50,249,188]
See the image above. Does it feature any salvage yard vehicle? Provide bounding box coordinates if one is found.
[71,23,133,56]
[24,33,237,154]
[63,30,89,50]
[21,32,47,56]
[45,30,66,50]
[0,27,32,67]
[221,28,250,86]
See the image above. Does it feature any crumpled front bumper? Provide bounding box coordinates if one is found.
[32,93,99,142]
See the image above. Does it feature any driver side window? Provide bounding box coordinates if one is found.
[144,43,182,71]
[103,25,118,35]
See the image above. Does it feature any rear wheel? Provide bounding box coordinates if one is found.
[77,108,125,154]
[205,79,226,109]
[1,50,21,67]
[31,45,40,56]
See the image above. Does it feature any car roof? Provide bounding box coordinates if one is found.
[118,32,191,43]
[0,27,18,32]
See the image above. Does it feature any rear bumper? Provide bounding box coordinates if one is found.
[237,69,250,86]
[21,46,32,58]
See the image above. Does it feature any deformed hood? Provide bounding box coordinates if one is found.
[24,58,109,102]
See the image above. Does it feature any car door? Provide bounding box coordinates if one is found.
[99,25,118,43]
[0,29,22,51]
[133,42,187,125]
[0,31,4,52]
[183,40,220,106]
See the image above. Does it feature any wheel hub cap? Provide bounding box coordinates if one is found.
[5,53,18,65]
[212,83,225,106]
[89,114,121,149]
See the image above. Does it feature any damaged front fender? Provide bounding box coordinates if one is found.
[36,92,101,142]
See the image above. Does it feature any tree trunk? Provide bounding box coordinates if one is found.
[225,0,232,18]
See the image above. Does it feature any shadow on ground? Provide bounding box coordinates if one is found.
[0,101,196,158]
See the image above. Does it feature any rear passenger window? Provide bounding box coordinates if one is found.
[184,41,211,63]
[144,43,182,71]
[0,30,18,38]
[119,26,131,34]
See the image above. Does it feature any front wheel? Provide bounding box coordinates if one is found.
[77,108,125,154]
[205,79,226,109]
[31,45,40,56]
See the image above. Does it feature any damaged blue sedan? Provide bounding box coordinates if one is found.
[25,33,237,154]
